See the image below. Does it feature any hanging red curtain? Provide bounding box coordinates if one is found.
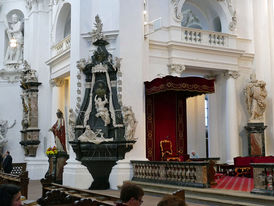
[145,76,215,161]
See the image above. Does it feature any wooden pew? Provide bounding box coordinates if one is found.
[0,163,29,199]
[38,177,119,206]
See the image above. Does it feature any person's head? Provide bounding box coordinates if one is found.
[120,183,144,206]
[191,151,195,156]
[6,151,10,156]
[56,109,63,118]
[0,184,22,206]
[11,14,18,23]
[157,195,187,206]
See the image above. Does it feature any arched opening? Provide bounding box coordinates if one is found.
[181,0,226,32]
[55,3,71,43]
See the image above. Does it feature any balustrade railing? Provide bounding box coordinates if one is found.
[182,27,234,48]
[131,160,210,188]
[51,35,71,57]
[251,163,274,196]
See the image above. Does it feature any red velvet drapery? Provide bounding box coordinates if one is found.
[145,76,215,161]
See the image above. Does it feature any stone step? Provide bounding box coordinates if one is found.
[128,180,274,206]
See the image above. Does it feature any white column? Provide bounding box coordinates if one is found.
[207,75,219,158]
[24,1,50,180]
[109,0,146,189]
[224,71,240,164]
[63,0,92,189]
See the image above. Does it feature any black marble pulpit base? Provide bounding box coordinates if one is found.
[83,160,117,190]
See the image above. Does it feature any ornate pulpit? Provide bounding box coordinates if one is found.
[70,16,136,189]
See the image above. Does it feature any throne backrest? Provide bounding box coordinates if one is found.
[160,139,173,158]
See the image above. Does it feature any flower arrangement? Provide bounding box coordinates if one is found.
[46,146,58,155]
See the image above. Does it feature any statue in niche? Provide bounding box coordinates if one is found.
[181,9,200,27]
[122,106,137,141]
[4,13,24,65]
[94,94,110,126]
[245,73,267,122]
[49,109,67,152]
[0,120,16,148]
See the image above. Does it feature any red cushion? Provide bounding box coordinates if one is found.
[234,156,252,167]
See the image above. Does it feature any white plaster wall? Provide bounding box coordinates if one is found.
[109,0,146,189]
[0,82,24,161]
[24,1,51,179]
[252,0,274,155]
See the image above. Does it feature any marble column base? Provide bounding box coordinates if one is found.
[109,160,133,190]
[25,157,48,180]
[63,160,93,189]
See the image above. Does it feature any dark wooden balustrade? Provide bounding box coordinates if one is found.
[131,160,211,188]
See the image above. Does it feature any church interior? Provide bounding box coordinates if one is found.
[0,0,274,205]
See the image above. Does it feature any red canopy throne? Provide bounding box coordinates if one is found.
[145,76,215,161]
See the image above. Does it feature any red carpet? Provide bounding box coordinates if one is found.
[211,176,254,192]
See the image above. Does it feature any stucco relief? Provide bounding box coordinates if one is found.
[224,71,239,79]
[0,120,16,150]
[217,0,237,31]
[168,64,185,77]
[25,0,37,10]
[170,0,185,22]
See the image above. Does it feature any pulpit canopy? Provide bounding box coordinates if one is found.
[145,76,215,97]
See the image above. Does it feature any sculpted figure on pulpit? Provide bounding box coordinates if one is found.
[94,94,110,126]
[245,73,267,122]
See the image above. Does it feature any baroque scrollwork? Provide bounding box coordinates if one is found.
[91,15,105,42]
[224,71,239,79]
[217,0,237,31]
[171,0,185,22]
[168,64,185,77]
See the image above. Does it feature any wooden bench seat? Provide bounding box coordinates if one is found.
[38,177,119,206]
[0,163,29,199]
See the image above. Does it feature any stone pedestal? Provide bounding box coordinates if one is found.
[20,62,42,156]
[245,122,267,156]
[45,152,69,184]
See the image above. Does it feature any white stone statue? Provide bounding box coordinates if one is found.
[94,94,110,126]
[91,15,105,41]
[78,125,113,144]
[0,120,16,147]
[245,73,267,122]
[68,108,76,141]
[4,13,24,65]
[181,9,200,27]
[122,106,138,141]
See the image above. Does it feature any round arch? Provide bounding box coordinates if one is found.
[53,2,71,43]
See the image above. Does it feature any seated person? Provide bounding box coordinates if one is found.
[190,151,199,158]
[116,182,144,206]
[157,195,187,206]
[0,184,22,206]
